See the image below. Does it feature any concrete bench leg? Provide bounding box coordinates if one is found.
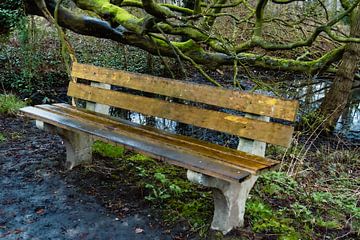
[187,170,258,234]
[188,114,269,234]
[36,120,93,169]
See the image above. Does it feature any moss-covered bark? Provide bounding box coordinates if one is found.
[23,0,360,84]
[318,6,360,131]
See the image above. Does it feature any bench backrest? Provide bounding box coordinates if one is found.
[68,63,298,147]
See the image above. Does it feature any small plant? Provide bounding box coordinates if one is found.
[297,110,329,133]
[178,199,211,234]
[0,133,6,143]
[92,141,124,158]
[145,172,184,202]
[0,94,26,115]
[256,171,299,198]
[246,199,301,239]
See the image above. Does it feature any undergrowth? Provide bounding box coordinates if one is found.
[89,140,212,236]
[83,138,359,239]
[0,94,26,115]
[92,141,125,159]
[0,17,174,102]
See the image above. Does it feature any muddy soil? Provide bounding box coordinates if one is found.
[0,116,185,240]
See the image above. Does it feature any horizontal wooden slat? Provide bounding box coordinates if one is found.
[38,103,279,173]
[54,103,278,166]
[68,82,294,147]
[20,106,252,182]
[72,63,299,121]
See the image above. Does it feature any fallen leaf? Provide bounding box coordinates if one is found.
[13,229,22,234]
[135,228,144,234]
[35,208,45,215]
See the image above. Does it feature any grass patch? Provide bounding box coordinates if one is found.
[92,141,125,158]
[0,94,26,115]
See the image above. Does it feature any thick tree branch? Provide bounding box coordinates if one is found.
[22,0,357,86]
[141,0,176,19]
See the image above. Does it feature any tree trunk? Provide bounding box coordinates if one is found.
[318,6,360,131]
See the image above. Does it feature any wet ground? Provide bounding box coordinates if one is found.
[0,116,177,240]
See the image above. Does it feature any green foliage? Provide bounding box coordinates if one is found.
[250,169,360,239]
[246,199,300,239]
[0,0,24,35]
[92,141,125,158]
[316,218,341,229]
[123,152,212,235]
[0,94,26,115]
[0,133,6,143]
[82,137,360,239]
[297,110,328,133]
[87,140,359,239]
[0,17,67,97]
[128,153,153,162]
[144,172,184,202]
[258,171,299,198]
[141,170,212,235]
[1,17,171,100]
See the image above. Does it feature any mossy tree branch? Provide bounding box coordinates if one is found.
[23,0,360,86]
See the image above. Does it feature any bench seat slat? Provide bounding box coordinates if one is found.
[54,103,279,166]
[20,105,252,182]
[39,103,279,172]
[72,63,298,121]
[68,82,294,147]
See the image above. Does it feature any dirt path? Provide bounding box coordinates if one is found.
[0,116,175,240]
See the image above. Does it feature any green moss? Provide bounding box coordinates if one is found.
[128,153,153,162]
[0,94,26,115]
[316,218,341,229]
[92,141,125,158]
[76,0,142,33]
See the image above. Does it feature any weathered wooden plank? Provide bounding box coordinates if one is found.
[53,103,278,166]
[72,63,299,121]
[20,106,251,182]
[37,103,278,173]
[68,82,294,147]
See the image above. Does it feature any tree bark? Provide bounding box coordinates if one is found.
[318,6,360,131]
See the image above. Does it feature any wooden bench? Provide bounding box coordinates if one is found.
[20,63,298,234]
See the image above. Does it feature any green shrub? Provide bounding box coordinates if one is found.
[0,94,26,115]
[1,16,67,97]
[0,0,24,35]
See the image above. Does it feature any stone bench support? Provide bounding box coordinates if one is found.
[36,120,93,169]
[187,171,258,233]
[34,84,110,170]
[187,115,269,234]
